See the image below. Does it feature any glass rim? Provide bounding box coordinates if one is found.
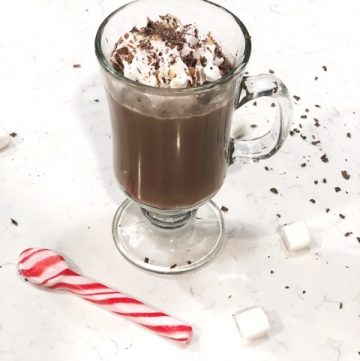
[94,0,252,94]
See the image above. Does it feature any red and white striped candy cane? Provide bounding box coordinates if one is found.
[18,248,192,343]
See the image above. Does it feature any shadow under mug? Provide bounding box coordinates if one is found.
[95,0,292,274]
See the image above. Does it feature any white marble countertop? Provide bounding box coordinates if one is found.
[1,0,360,360]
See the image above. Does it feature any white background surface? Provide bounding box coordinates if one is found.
[1,0,360,360]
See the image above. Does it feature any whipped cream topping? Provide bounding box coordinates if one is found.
[110,14,232,88]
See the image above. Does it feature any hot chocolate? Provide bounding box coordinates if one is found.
[107,14,234,209]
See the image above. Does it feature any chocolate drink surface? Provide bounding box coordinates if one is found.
[108,92,234,209]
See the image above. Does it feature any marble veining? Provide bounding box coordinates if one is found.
[1,0,360,360]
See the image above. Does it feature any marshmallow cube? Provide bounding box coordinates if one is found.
[234,307,270,341]
[281,222,311,251]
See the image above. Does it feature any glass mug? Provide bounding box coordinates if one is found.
[95,0,292,273]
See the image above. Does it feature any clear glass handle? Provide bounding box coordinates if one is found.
[230,74,292,164]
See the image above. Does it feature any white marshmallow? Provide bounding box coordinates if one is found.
[281,222,311,251]
[0,134,11,150]
[234,307,270,341]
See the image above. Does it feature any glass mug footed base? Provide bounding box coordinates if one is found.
[112,198,224,274]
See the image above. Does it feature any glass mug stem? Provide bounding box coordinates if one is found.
[141,207,198,229]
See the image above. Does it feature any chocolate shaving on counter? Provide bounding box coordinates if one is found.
[344,232,352,237]
[269,69,275,74]
[221,206,229,212]
[144,257,149,263]
[326,208,330,213]
[9,132,17,137]
[320,154,329,163]
[309,199,316,204]
[339,214,345,219]
[335,187,341,192]
[341,171,350,180]
[11,218,18,226]
[346,132,351,138]
[271,102,276,107]
[270,188,278,194]
[73,64,81,68]
[170,263,177,269]
[322,178,327,183]
[322,65,327,72]
[293,95,301,101]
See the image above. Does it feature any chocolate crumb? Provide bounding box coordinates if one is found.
[301,163,307,167]
[315,104,321,108]
[335,187,341,192]
[73,64,81,68]
[300,115,307,119]
[320,154,329,163]
[227,294,232,299]
[289,130,294,136]
[341,171,350,180]
[314,118,320,127]
[9,132,17,137]
[221,206,229,212]
[11,218,18,226]
[250,124,257,128]
[253,101,257,106]
[315,76,318,81]
[293,95,300,101]
[309,199,316,204]
[357,237,360,243]
[270,188,278,194]
[302,290,306,294]
[285,286,290,289]
[339,214,345,219]
[326,208,330,213]
[346,132,351,138]
[322,178,327,184]
[345,232,352,237]
[187,260,192,265]
[300,135,307,140]
[93,99,99,103]
[305,108,309,112]
[322,65,327,72]
[200,56,207,66]
[339,302,343,309]
[270,270,274,274]
[170,263,177,269]
[24,278,28,282]
[276,214,281,218]
[311,141,320,146]
[314,180,318,184]
[144,257,149,263]
[271,102,276,107]
[264,166,270,171]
